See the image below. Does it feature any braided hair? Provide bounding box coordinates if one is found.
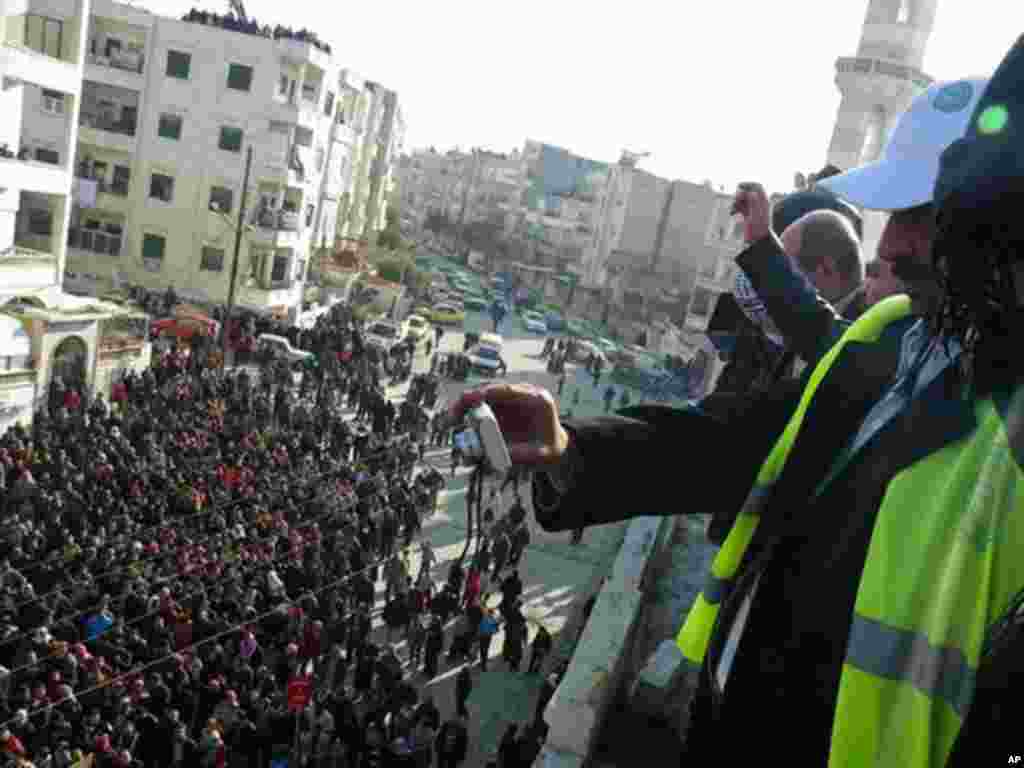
[931,185,1024,396]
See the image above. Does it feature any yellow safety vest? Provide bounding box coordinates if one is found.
[677,293,1024,765]
[676,295,914,665]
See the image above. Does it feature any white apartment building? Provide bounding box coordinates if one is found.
[65,2,393,320]
[0,0,151,430]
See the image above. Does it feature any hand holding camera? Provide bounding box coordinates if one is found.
[449,384,570,469]
[730,181,771,244]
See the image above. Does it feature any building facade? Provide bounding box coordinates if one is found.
[1,0,151,431]
[826,0,936,256]
[62,3,396,320]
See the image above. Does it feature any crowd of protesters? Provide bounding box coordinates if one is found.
[182,8,332,55]
[0,297,566,768]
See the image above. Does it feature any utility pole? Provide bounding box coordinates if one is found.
[219,145,254,356]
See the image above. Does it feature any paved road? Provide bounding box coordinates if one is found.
[358,311,633,765]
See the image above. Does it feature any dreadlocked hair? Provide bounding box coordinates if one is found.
[931,184,1024,397]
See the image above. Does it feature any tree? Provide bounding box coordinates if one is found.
[377,204,403,250]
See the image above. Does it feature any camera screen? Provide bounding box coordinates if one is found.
[453,429,482,460]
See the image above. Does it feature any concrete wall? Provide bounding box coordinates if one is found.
[538,513,679,767]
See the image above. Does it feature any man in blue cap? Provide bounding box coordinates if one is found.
[448,49,1024,761]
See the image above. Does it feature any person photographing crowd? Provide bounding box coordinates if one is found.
[449,45,1024,766]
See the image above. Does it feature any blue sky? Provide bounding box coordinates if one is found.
[143,0,1016,194]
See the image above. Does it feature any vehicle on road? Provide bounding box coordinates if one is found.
[464,295,488,312]
[545,312,566,332]
[364,320,404,354]
[404,315,429,342]
[151,305,219,342]
[571,340,606,363]
[257,333,314,364]
[521,310,547,334]
[467,342,506,376]
[595,337,618,355]
[430,303,465,325]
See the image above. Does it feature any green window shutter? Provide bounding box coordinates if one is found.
[142,234,165,260]
[227,63,253,91]
[166,50,191,79]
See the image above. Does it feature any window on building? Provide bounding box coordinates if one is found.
[149,173,174,202]
[166,49,191,79]
[41,90,65,115]
[1,355,31,371]
[296,259,306,281]
[112,165,131,195]
[324,91,335,117]
[28,209,53,235]
[305,204,315,228]
[271,252,290,283]
[25,15,63,59]
[269,120,291,135]
[278,75,290,98]
[209,186,234,214]
[294,127,313,147]
[219,126,243,153]
[200,246,225,272]
[315,147,325,172]
[226,63,253,92]
[34,148,59,165]
[142,233,166,263]
[158,113,183,140]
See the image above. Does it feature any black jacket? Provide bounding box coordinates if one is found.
[532,320,1018,765]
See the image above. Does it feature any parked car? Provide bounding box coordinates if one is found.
[545,313,566,332]
[467,342,505,376]
[364,320,403,353]
[430,303,465,325]
[521,311,548,334]
[571,340,606,363]
[257,333,313,364]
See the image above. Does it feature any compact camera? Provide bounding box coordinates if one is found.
[453,403,512,476]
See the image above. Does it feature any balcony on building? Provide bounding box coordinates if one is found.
[250,184,307,246]
[0,85,74,195]
[12,189,65,266]
[67,209,125,263]
[78,80,139,152]
[73,148,132,215]
[241,245,301,309]
[85,15,147,88]
[0,7,83,94]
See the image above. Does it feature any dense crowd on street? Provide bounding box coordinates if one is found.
[0,300,567,768]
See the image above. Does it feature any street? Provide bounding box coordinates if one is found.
[361,310,632,764]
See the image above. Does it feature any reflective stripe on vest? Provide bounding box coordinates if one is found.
[829,393,1024,767]
[676,295,913,666]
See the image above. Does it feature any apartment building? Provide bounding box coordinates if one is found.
[0,0,152,430]
[505,140,608,275]
[65,2,392,320]
[362,81,403,237]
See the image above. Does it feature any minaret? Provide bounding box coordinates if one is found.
[827,0,938,171]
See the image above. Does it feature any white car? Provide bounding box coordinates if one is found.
[364,320,403,353]
[257,333,314,364]
[467,343,505,376]
[522,311,547,334]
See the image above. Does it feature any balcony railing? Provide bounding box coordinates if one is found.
[253,208,302,232]
[88,48,145,74]
[79,113,137,137]
[68,226,123,256]
[76,174,130,196]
